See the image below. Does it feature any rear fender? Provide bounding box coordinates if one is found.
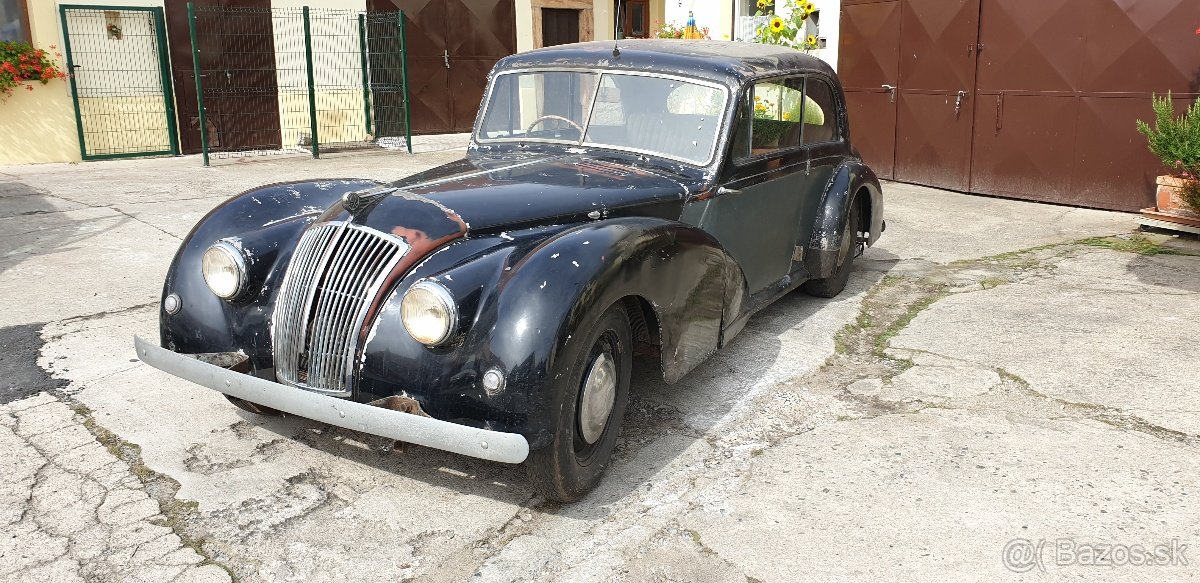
[803,162,883,278]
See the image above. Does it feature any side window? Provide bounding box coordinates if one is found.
[801,78,840,145]
[732,76,805,160]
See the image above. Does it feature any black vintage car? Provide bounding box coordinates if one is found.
[136,40,883,501]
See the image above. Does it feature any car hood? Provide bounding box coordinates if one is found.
[375,153,699,232]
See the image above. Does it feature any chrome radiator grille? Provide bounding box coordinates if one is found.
[272,222,409,395]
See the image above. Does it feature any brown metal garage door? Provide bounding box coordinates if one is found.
[840,0,1200,211]
[369,0,515,134]
[165,0,280,155]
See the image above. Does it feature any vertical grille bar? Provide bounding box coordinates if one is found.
[271,222,409,395]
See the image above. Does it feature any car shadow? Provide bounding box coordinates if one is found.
[242,247,902,510]
[1121,251,1200,293]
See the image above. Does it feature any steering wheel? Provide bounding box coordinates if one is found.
[526,115,585,136]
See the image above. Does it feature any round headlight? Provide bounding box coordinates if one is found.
[401,280,457,346]
[201,242,246,299]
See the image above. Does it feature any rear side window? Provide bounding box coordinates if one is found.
[731,75,840,160]
[801,78,839,145]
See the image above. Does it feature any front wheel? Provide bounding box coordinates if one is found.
[526,304,632,502]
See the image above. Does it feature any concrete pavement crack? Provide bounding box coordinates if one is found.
[62,399,238,581]
[104,205,182,241]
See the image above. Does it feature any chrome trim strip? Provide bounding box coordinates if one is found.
[134,336,529,464]
[270,222,410,397]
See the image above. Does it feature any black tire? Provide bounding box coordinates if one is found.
[526,304,632,502]
[802,196,862,298]
[224,394,283,416]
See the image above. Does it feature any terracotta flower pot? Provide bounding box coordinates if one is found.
[1155,175,1200,218]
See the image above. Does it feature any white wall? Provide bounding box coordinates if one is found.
[729,0,841,70]
[665,1,724,37]
[810,0,839,70]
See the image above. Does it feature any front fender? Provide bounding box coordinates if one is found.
[803,162,883,279]
[357,218,735,444]
[159,179,379,363]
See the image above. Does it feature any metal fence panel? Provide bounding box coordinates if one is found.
[189,4,411,164]
[60,5,178,160]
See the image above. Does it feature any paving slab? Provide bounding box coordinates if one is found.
[2,150,1196,581]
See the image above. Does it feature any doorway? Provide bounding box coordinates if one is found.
[616,0,648,39]
[369,0,515,134]
[839,0,1200,211]
[542,8,579,47]
[60,5,179,160]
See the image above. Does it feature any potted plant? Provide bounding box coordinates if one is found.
[1136,93,1200,221]
[0,41,67,101]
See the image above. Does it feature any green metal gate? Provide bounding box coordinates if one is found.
[186,4,412,165]
[60,5,179,160]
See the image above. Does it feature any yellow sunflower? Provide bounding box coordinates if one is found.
[807,34,818,46]
[804,2,816,15]
[756,0,767,9]
[769,16,785,33]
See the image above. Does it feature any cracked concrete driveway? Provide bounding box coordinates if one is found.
[2,152,1198,582]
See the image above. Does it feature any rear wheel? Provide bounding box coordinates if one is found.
[802,196,862,298]
[526,304,632,502]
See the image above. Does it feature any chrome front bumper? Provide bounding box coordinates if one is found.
[133,336,529,464]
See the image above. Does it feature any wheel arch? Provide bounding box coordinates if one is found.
[803,161,883,279]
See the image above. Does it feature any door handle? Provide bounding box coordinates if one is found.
[717,186,739,196]
[954,90,968,117]
[443,50,450,69]
[881,84,896,103]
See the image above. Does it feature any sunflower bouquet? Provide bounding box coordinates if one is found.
[753,0,820,51]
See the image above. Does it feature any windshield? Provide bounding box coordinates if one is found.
[476,70,728,166]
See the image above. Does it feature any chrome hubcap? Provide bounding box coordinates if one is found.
[579,352,617,444]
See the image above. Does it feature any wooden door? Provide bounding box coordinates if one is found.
[837,0,901,179]
[892,0,981,191]
[541,8,579,47]
[164,0,280,154]
[446,0,515,132]
[622,0,649,39]
[371,0,514,134]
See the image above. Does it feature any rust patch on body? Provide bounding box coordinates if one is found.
[354,196,470,352]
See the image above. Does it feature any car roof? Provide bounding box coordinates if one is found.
[493,39,836,85]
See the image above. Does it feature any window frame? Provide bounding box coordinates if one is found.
[474,67,733,167]
[732,72,845,165]
[1,0,32,43]
[799,75,843,147]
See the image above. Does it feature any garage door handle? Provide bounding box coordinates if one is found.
[443,50,450,69]
[881,84,896,103]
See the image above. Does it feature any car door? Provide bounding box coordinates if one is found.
[681,75,819,296]
[790,75,849,276]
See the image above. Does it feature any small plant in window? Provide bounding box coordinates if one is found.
[0,42,68,101]
[107,23,123,40]
[753,95,776,119]
[754,0,819,51]
[754,0,775,16]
